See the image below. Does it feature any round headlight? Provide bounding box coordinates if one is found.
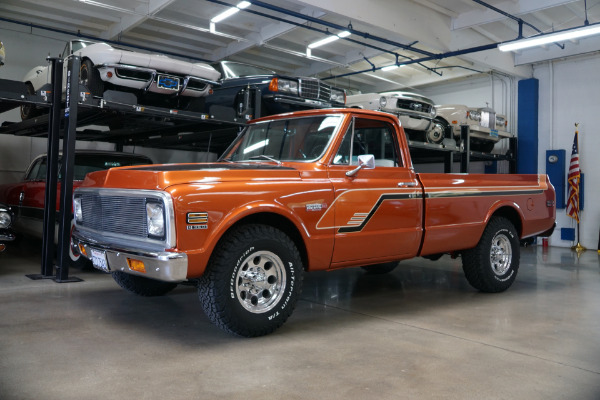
[0,211,11,229]
[430,107,436,117]
[379,96,387,108]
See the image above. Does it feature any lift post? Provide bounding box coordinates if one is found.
[55,56,82,283]
[27,57,63,280]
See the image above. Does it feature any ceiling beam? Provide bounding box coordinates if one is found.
[293,0,453,51]
[105,0,176,39]
[212,7,326,61]
[452,0,580,30]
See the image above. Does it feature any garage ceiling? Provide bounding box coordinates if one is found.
[1,0,599,93]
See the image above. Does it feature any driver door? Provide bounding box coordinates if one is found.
[324,116,423,265]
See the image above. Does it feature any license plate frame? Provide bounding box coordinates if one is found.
[157,74,180,91]
[91,248,110,273]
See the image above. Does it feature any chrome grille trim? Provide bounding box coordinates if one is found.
[74,188,176,250]
[299,78,332,101]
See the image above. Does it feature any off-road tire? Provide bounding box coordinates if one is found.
[462,216,520,293]
[198,224,303,337]
[112,271,178,296]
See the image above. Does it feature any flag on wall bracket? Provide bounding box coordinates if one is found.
[566,123,586,253]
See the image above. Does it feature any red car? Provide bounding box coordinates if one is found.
[0,151,153,266]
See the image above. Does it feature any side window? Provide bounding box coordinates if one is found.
[26,158,47,181]
[333,118,402,167]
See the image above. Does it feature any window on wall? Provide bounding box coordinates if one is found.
[333,117,401,167]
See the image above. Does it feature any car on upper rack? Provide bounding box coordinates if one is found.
[434,104,512,153]
[346,91,444,144]
[0,203,15,253]
[205,60,346,120]
[20,39,221,120]
[0,150,153,266]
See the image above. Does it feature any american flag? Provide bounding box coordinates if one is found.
[566,129,580,222]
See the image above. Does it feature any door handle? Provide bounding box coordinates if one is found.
[398,181,417,187]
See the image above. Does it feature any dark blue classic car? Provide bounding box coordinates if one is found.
[0,203,15,252]
[206,61,346,119]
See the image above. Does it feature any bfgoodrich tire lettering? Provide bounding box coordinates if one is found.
[198,224,304,337]
[462,216,520,293]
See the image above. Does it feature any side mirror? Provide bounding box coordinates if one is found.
[346,154,375,177]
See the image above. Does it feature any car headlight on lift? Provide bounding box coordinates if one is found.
[468,110,481,121]
[146,200,165,239]
[379,96,387,108]
[430,107,436,118]
[496,116,507,128]
[330,89,346,105]
[0,210,11,229]
[270,78,299,95]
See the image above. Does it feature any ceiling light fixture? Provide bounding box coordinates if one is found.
[211,1,251,24]
[381,64,405,72]
[499,23,600,52]
[306,31,351,58]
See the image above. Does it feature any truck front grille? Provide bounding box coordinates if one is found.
[79,193,149,239]
[300,79,332,102]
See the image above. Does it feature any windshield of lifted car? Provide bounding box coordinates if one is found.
[219,61,276,78]
[223,115,343,163]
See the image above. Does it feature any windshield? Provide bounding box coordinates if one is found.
[71,40,95,54]
[223,115,343,162]
[219,61,276,78]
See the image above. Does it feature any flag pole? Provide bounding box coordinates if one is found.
[569,123,586,253]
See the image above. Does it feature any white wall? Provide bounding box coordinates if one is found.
[534,53,600,250]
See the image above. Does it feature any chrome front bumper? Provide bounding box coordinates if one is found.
[72,231,188,283]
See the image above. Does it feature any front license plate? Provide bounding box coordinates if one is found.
[490,129,499,138]
[157,75,180,90]
[91,248,110,273]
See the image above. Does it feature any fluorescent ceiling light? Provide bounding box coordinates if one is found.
[381,64,405,71]
[211,1,251,23]
[308,31,352,49]
[499,23,600,52]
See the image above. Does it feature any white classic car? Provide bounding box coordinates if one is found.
[346,91,444,143]
[21,39,221,119]
[434,105,512,152]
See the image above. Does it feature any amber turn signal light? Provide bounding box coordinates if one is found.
[78,243,87,257]
[127,258,146,273]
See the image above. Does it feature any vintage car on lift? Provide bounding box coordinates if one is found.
[205,61,346,119]
[346,91,443,144]
[20,39,221,119]
[0,151,152,265]
[0,203,15,253]
[434,104,512,153]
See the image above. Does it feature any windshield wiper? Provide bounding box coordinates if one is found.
[249,155,282,165]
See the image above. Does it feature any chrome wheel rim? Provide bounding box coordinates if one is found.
[426,123,445,144]
[235,250,286,314]
[490,233,512,275]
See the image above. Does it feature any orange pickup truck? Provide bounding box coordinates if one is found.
[72,108,556,337]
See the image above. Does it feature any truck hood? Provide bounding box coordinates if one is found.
[79,163,301,191]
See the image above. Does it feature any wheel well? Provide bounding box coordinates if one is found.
[491,206,522,237]
[225,212,309,271]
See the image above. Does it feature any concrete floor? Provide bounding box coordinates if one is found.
[1,240,599,400]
